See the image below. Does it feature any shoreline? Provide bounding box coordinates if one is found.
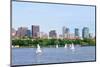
[12,45,95,48]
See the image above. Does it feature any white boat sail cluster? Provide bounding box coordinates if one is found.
[36,43,75,54]
[65,43,75,50]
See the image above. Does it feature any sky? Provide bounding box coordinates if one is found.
[12,1,96,36]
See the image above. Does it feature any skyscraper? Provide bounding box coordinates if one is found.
[26,30,32,37]
[16,27,28,37]
[65,28,69,33]
[62,26,66,38]
[32,25,40,38]
[89,33,93,39]
[62,26,70,39]
[82,27,89,39]
[75,28,79,39]
[49,30,57,39]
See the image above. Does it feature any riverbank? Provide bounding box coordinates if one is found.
[12,44,95,48]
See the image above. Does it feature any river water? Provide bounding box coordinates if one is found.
[12,46,95,66]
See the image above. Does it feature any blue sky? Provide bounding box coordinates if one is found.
[12,1,95,36]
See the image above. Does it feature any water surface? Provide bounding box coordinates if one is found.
[12,46,95,65]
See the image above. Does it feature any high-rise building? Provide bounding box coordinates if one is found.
[49,30,57,39]
[62,26,70,39]
[75,28,79,39]
[58,34,63,39]
[69,33,75,40]
[82,27,89,39]
[65,33,70,39]
[65,28,69,33]
[89,33,93,39]
[32,25,40,38]
[16,27,28,37]
[39,32,48,39]
[62,26,66,38]
[26,30,32,37]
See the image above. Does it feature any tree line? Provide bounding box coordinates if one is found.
[12,38,95,47]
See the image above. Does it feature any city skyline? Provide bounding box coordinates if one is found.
[12,2,95,37]
[12,25,94,38]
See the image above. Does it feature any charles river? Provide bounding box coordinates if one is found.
[12,46,95,66]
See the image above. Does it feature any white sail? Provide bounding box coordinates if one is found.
[12,45,14,48]
[56,44,58,48]
[64,44,67,48]
[69,44,72,48]
[36,44,42,54]
[70,43,75,50]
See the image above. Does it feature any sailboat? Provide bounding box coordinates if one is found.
[70,43,75,50]
[69,44,72,48]
[56,44,58,48]
[12,45,14,48]
[64,43,67,48]
[36,44,42,54]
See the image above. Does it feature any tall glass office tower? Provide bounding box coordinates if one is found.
[82,27,89,39]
